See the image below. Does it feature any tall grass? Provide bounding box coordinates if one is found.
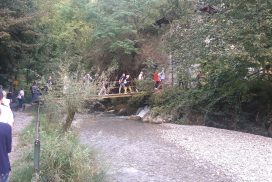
[10,114,105,182]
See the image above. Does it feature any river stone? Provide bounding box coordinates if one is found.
[142,115,151,123]
[89,101,106,112]
[142,115,164,124]
[107,109,115,113]
[118,108,127,115]
[128,115,142,121]
[150,116,164,124]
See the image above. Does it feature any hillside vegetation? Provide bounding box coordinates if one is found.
[1,0,272,136]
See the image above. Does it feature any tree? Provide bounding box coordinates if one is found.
[165,0,272,128]
[0,0,37,85]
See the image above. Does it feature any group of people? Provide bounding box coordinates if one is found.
[98,69,165,95]
[31,76,53,104]
[98,74,133,95]
[0,75,53,182]
[118,73,133,94]
[0,86,25,112]
[0,89,14,182]
[136,68,166,90]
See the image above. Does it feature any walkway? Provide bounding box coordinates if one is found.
[94,92,141,99]
[10,111,33,165]
[75,114,272,182]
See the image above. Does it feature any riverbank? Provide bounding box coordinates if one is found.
[10,110,105,182]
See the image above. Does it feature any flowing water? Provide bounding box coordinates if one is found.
[76,113,234,182]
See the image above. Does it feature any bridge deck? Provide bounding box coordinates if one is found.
[90,92,141,99]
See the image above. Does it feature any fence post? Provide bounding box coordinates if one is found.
[33,101,41,181]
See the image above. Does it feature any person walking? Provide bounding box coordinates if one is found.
[0,91,14,127]
[118,73,126,94]
[159,68,165,82]
[124,75,132,94]
[153,70,160,89]
[136,71,144,92]
[98,80,108,95]
[0,118,12,182]
[138,71,144,80]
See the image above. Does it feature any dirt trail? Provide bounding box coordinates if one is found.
[77,114,245,182]
[10,111,33,165]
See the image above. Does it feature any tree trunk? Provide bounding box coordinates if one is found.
[63,109,76,132]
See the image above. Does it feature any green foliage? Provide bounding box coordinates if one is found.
[82,0,163,73]
[31,0,93,78]
[161,0,272,128]
[1,0,183,85]
[11,114,105,182]
[39,129,104,182]
[135,80,155,93]
[110,39,139,54]
[43,62,97,131]
[150,106,165,117]
[10,161,34,182]
[0,0,37,84]
[128,92,150,108]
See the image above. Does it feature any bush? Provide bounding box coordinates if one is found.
[39,129,104,182]
[128,92,150,108]
[135,80,154,93]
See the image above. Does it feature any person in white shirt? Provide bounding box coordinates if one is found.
[159,68,166,82]
[0,90,14,127]
[138,71,144,80]
[2,90,11,107]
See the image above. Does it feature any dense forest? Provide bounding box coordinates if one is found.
[1,0,272,135]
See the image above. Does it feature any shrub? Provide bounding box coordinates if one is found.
[128,92,150,108]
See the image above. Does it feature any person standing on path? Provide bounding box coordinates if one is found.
[0,108,12,182]
[2,91,11,108]
[0,90,14,127]
[17,89,24,111]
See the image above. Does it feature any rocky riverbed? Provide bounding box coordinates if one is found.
[75,113,272,182]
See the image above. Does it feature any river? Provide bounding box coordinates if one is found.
[76,113,235,182]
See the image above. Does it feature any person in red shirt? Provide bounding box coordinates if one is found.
[153,70,160,89]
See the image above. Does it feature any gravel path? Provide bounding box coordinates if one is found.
[10,111,33,165]
[75,114,272,182]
